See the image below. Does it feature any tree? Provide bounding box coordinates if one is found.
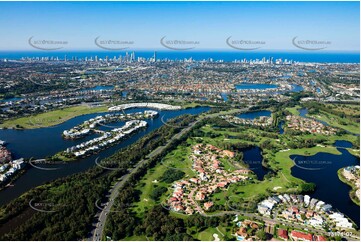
[301,182,316,192]
[149,186,167,201]
[256,230,267,240]
[160,169,185,183]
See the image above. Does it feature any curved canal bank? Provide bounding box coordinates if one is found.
[337,167,360,206]
[0,106,210,206]
[290,140,360,227]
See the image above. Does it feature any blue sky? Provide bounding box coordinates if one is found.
[0,1,359,51]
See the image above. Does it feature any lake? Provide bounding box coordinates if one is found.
[0,106,209,206]
[298,107,356,133]
[220,93,228,101]
[242,146,270,180]
[237,110,271,119]
[291,140,360,227]
[236,83,278,90]
[291,84,304,92]
[299,108,309,118]
[0,97,23,103]
[81,85,114,91]
[278,120,285,134]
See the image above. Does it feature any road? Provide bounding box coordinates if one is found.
[90,109,243,240]
[198,210,359,241]
[90,107,359,241]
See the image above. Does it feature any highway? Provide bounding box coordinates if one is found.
[90,107,359,241]
[90,109,233,240]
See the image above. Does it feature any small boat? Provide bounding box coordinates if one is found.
[0,140,6,146]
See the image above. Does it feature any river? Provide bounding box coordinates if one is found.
[0,106,209,206]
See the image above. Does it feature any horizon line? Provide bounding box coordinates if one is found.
[0,49,360,53]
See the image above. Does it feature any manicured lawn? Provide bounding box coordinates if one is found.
[325,104,360,117]
[0,105,108,129]
[337,168,360,206]
[347,148,360,157]
[132,165,168,215]
[285,106,302,115]
[273,146,341,183]
[132,142,196,216]
[308,111,360,134]
[180,102,208,108]
[197,227,224,241]
[122,235,149,241]
[131,118,357,222]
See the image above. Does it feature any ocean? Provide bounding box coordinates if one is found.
[0,50,359,63]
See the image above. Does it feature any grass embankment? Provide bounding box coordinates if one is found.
[285,104,360,134]
[132,143,196,217]
[132,122,335,218]
[308,111,360,135]
[337,168,360,206]
[346,148,360,157]
[325,104,360,117]
[196,227,225,241]
[51,153,76,162]
[123,114,358,240]
[285,106,302,115]
[0,105,108,129]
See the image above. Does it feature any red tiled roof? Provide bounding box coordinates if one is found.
[314,235,327,241]
[278,229,288,239]
[291,231,313,241]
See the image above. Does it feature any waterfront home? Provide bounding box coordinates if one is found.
[278,194,287,203]
[0,174,7,182]
[271,196,281,203]
[308,217,324,227]
[304,195,311,207]
[290,194,298,203]
[309,198,318,208]
[11,158,25,169]
[108,102,181,111]
[297,195,304,203]
[258,193,355,232]
[329,213,353,229]
[315,201,325,211]
[321,204,332,212]
[283,194,291,203]
[65,120,147,158]
[222,114,273,127]
[0,163,9,172]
